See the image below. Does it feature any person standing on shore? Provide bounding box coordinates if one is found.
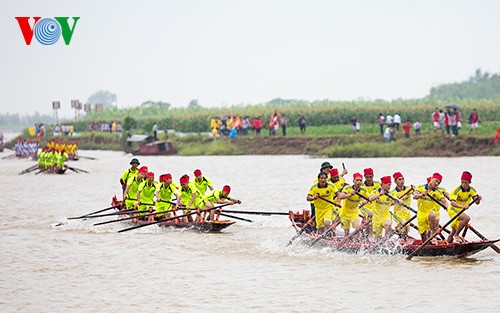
[280,114,288,136]
[298,115,306,135]
[433,108,440,133]
[413,119,422,136]
[402,119,412,138]
[469,108,479,134]
[393,113,401,131]
[152,123,158,141]
[378,113,385,135]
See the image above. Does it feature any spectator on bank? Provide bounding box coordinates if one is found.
[351,116,357,133]
[450,110,459,136]
[433,108,440,133]
[251,116,263,136]
[402,119,412,138]
[242,116,250,135]
[152,123,158,141]
[280,114,288,136]
[393,113,401,131]
[444,111,451,137]
[469,108,479,134]
[386,113,393,127]
[299,115,306,135]
[378,113,385,135]
[413,119,422,136]
[384,125,395,142]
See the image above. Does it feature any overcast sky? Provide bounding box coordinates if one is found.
[1,0,499,118]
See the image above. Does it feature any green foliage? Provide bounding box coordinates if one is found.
[428,69,500,100]
[123,116,137,131]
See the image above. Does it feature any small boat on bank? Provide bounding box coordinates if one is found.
[289,210,499,258]
[111,197,234,232]
[125,135,177,156]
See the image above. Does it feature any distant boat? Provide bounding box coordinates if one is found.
[126,134,177,156]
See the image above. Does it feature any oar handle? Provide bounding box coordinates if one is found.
[425,191,447,210]
[406,197,477,260]
[386,193,417,214]
[94,208,179,226]
[355,190,371,203]
[219,213,252,223]
[317,196,341,207]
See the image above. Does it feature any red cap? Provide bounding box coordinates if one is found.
[353,172,363,179]
[138,166,148,173]
[432,173,443,182]
[164,173,172,180]
[180,175,190,184]
[364,168,374,175]
[329,168,339,176]
[381,176,391,184]
[159,174,167,182]
[393,172,403,180]
[194,169,202,176]
[222,185,231,193]
[147,172,154,178]
[461,171,472,182]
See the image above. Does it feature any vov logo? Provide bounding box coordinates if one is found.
[15,17,80,45]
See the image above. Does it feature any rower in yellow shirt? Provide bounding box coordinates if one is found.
[446,171,482,243]
[369,176,394,238]
[120,158,140,191]
[203,185,241,221]
[177,174,204,222]
[192,169,214,196]
[389,172,414,235]
[362,168,381,215]
[155,173,179,220]
[307,172,340,234]
[328,168,349,194]
[123,166,147,210]
[413,173,448,244]
[338,173,370,236]
[137,172,157,221]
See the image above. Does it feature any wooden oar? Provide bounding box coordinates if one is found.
[35,168,46,175]
[1,153,16,159]
[67,166,89,173]
[93,208,176,226]
[219,212,253,223]
[406,198,478,260]
[118,203,232,233]
[465,224,500,253]
[68,208,151,219]
[220,209,289,216]
[67,204,123,219]
[78,155,97,160]
[19,165,39,175]
[287,215,315,246]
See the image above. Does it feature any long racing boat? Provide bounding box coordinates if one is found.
[111,197,235,232]
[289,210,499,258]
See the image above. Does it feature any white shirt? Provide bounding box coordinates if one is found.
[413,121,421,130]
[393,114,401,124]
[386,115,393,125]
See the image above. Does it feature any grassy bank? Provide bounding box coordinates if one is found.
[9,124,500,157]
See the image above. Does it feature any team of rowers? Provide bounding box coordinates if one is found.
[119,158,241,223]
[307,162,482,244]
[37,147,69,172]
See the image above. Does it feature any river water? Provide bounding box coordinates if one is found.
[1,151,499,313]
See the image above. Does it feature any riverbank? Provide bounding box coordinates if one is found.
[5,131,500,157]
[225,134,500,157]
